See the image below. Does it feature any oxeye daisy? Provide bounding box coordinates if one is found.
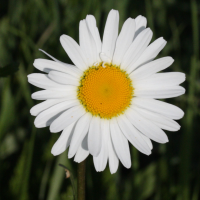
[28,9,185,174]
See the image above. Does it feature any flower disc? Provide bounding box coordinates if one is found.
[77,64,134,119]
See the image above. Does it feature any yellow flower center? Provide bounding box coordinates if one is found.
[77,64,134,119]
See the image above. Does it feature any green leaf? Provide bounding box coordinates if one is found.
[0,62,19,77]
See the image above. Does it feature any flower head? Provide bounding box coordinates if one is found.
[28,9,185,174]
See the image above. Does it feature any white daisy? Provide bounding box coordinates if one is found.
[28,9,185,174]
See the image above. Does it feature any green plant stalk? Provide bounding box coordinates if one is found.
[191,0,199,57]
[145,0,155,38]
[47,152,68,200]
[58,163,77,200]
[70,169,77,200]
[20,126,36,200]
[178,0,199,199]
[77,160,86,200]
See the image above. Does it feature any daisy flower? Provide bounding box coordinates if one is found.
[28,9,185,174]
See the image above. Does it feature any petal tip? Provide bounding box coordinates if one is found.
[51,149,57,156]
[68,152,74,159]
[30,109,36,116]
[34,120,41,128]
[49,125,58,133]
[170,57,175,63]
[60,34,67,42]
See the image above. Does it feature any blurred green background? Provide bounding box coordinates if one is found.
[0,0,199,199]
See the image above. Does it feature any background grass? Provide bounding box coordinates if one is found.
[0,0,200,199]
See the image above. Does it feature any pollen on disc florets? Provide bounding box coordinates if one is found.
[77,63,134,119]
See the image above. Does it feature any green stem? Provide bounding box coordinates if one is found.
[70,170,77,200]
[77,160,86,200]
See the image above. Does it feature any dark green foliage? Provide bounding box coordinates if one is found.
[0,62,19,77]
[0,0,199,200]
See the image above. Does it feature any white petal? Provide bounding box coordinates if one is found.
[130,57,174,80]
[99,53,112,64]
[60,35,88,71]
[74,134,89,163]
[134,85,185,99]
[74,150,89,163]
[134,15,147,38]
[31,89,76,100]
[140,134,153,150]
[74,149,89,163]
[95,28,102,53]
[110,118,131,168]
[109,151,119,174]
[48,71,79,86]
[112,18,136,66]
[93,119,109,172]
[121,28,153,70]
[79,20,97,66]
[102,9,119,61]
[103,120,119,174]
[50,105,85,133]
[132,97,184,120]
[39,50,81,69]
[30,99,67,116]
[127,37,167,73]
[51,122,76,156]
[86,15,102,62]
[68,113,92,158]
[88,116,102,156]
[117,115,151,155]
[125,108,169,143]
[39,49,62,63]
[133,106,180,131]
[134,72,186,88]
[34,100,79,128]
[33,59,82,78]
[28,73,70,90]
